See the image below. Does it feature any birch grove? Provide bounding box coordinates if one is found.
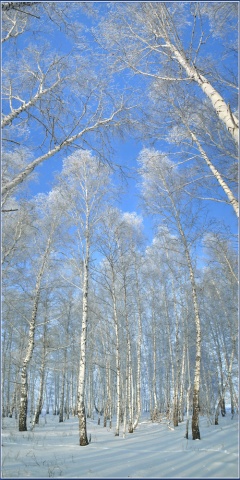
[2,1,238,448]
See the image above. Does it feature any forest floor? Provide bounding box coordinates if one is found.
[1,411,239,478]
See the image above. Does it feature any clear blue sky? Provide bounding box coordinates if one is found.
[4,1,238,244]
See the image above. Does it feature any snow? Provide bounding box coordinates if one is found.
[1,413,239,478]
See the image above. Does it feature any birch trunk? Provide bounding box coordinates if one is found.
[164,288,175,424]
[156,3,239,144]
[59,372,65,423]
[19,236,52,431]
[163,177,201,439]
[107,361,112,429]
[185,345,191,439]
[169,93,238,217]
[2,107,124,196]
[178,329,186,423]
[151,309,158,421]
[59,307,70,422]
[127,347,133,433]
[32,311,48,428]
[109,268,121,437]
[215,339,236,424]
[133,257,142,430]
[53,372,59,415]
[173,289,180,428]
[77,236,90,446]
[123,279,133,434]
[181,232,201,440]
[123,360,128,438]
[2,77,62,128]
[113,282,121,436]
[190,132,239,217]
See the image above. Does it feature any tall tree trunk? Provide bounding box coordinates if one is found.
[167,188,201,439]
[112,278,121,437]
[154,3,239,144]
[169,100,239,217]
[19,236,52,431]
[182,239,201,440]
[133,256,142,430]
[59,307,70,423]
[123,360,128,438]
[190,132,239,217]
[77,236,90,446]
[173,288,180,428]
[178,307,187,423]
[32,310,48,428]
[164,287,175,425]
[123,279,133,434]
[151,307,158,421]
[59,371,65,423]
[185,345,191,439]
[107,360,112,429]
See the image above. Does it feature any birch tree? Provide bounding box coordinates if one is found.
[97,208,127,436]
[31,300,49,429]
[138,148,203,439]
[97,2,238,144]
[2,2,132,198]
[18,192,64,431]
[56,149,111,446]
[116,212,144,433]
[148,80,238,217]
[200,233,238,419]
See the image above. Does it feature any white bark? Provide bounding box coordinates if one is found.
[166,42,239,144]
[19,235,52,431]
[112,276,121,437]
[190,132,239,217]
[133,258,142,430]
[152,309,158,418]
[150,3,239,144]
[2,105,125,196]
[107,360,112,429]
[32,310,48,429]
[2,77,62,128]
[173,288,180,427]
[77,232,90,446]
[178,338,186,423]
[180,226,201,440]
[160,168,201,439]
[122,277,133,434]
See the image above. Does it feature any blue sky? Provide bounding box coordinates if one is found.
[3,1,238,245]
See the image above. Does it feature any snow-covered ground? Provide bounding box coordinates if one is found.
[1,412,239,478]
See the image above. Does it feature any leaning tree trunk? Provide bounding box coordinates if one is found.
[2,108,124,197]
[190,132,239,217]
[156,3,239,144]
[19,236,52,432]
[170,101,239,218]
[32,309,48,429]
[77,235,90,446]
